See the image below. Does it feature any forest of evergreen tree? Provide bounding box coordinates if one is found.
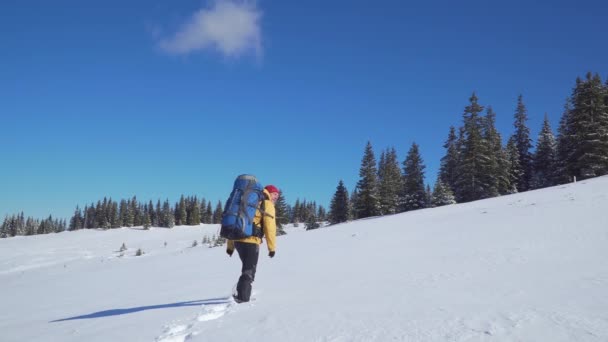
[328,72,608,224]
[2,73,607,237]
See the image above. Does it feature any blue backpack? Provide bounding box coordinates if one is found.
[220,174,265,240]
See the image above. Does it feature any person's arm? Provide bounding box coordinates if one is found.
[226,239,234,256]
[263,200,277,253]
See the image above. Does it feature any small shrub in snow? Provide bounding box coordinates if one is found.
[119,243,127,252]
[135,248,144,256]
[192,240,198,247]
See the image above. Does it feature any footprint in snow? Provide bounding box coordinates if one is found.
[156,300,234,342]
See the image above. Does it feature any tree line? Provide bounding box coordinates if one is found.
[0,214,67,238]
[328,72,608,224]
[1,188,328,238]
[2,72,605,237]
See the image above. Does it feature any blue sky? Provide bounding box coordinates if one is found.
[1,0,607,220]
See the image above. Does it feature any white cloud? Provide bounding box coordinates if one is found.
[159,0,262,59]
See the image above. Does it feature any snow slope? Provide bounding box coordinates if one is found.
[1,176,608,341]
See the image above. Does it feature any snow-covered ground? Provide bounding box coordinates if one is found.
[1,176,608,341]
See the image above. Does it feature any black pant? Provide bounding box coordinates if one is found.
[234,242,259,302]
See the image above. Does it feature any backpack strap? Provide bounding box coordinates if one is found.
[254,192,274,238]
[258,194,275,219]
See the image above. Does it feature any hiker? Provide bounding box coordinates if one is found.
[226,184,279,303]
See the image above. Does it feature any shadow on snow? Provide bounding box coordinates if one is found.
[50,297,230,323]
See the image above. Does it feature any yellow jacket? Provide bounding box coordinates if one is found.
[226,189,277,253]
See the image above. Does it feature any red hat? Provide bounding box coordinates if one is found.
[265,185,280,194]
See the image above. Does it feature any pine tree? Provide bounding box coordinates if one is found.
[155,200,162,227]
[355,141,380,218]
[349,188,359,220]
[110,201,120,228]
[148,200,156,228]
[531,114,558,189]
[439,126,459,194]
[178,195,187,226]
[511,95,534,191]
[213,201,223,224]
[0,217,8,238]
[190,197,201,225]
[127,197,136,227]
[119,200,129,227]
[69,206,83,231]
[84,204,96,229]
[292,199,301,223]
[453,93,495,202]
[567,73,608,179]
[162,199,175,228]
[329,180,350,224]
[431,179,456,207]
[505,137,522,193]
[305,211,320,230]
[402,142,427,211]
[199,199,207,223]
[378,147,402,215]
[317,206,327,222]
[274,192,289,229]
[25,217,36,236]
[94,200,104,228]
[206,202,213,224]
[555,99,574,184]
[143,212,151,230]
[481,107,502,197]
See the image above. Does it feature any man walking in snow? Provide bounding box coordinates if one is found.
[226,185,279,303]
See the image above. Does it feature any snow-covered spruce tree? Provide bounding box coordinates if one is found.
[0,216,9,238]
[187,197,199,225]
[505,137,522,193]
[305,211,320,230]
[355,141,381,218]
[317,206,327,222]
[148,200,156,227]
[274,192,289,232]
[128,197,137,227]
[566,73,608,179]
[110,201,120,228]
[349,188,359,220]
[482,107,502,197]
[214,235,226,247]
[163,199,175,228]
[453,93,495,202]
[378,147,402,215]
[401,142,427,211]
[143,211,151,230]
[177,195,187,226]
[531,114,557,189]
[431,178,456,207]
[25,218,37,236]
[155,200,162,227]
[69,206,83,231]
[292,199,301,224]
[439,126,460,195]
[329,180,350,224]
[555,100,574,184]
[511,95,534,192]
[119,200,128,227]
